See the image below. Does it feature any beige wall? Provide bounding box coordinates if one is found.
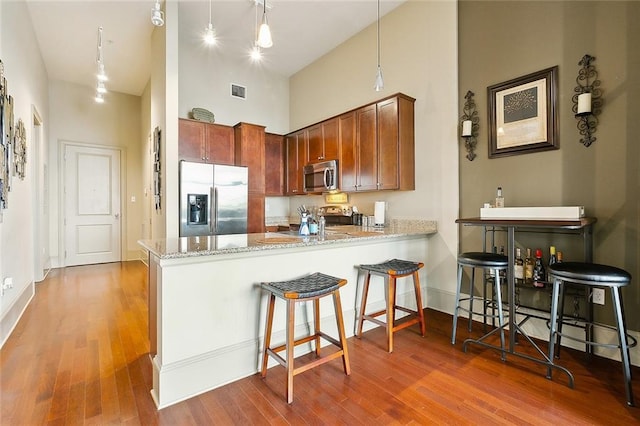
[289,1,460,309]
[459,1,640,330]
[48,81,143,263]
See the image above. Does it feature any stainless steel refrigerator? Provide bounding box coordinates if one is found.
[179,161,248,237]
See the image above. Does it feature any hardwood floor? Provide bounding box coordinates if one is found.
[1,261,639,425]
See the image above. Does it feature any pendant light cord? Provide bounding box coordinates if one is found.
[377,0,381,67]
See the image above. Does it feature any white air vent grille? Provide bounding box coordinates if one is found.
[231,83,246,99]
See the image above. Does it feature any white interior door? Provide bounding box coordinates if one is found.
[64,144,121,266]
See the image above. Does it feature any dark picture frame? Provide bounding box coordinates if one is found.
[488,66,558,158]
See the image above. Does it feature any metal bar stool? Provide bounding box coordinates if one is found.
[260,272,351,404]
[356,259,425,353]
[547,262,635,406]
[451,252,508,356]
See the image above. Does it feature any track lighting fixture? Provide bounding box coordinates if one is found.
[151,0,165,27]
[95,27,108,103]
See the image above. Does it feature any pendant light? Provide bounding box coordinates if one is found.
[151,0,165,27]
[250,1,263,61]
[374,0,384,91]
[204,0,217,45]
[256,0,273,49]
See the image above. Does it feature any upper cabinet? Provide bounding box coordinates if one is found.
[178,118,234,165]
[306,118,339,163]
[286,93,415,194]
[265,133,285,196]
[285,131,306,195]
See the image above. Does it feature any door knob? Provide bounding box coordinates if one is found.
[115,213,120,219]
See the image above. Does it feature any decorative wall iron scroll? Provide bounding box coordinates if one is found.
[13,118,26,180]
[572,54,602,147]
[460,90,479,161]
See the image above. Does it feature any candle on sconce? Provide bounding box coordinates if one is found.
[577,92,592,114]
[462,120,472,137]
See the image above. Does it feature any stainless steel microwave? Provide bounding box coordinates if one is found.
[303,160,338,193]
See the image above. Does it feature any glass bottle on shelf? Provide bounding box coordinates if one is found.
[547,245,558,281]
[557,251,563,263]
[532,249,546,288]
[495,187,505,208]
[514,248,524,283]
[524,248,534,284]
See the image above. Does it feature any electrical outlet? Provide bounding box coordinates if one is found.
[592,288,605,305]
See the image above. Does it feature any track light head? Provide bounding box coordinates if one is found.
[151,1,165,27]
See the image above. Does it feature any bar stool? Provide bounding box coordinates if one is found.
[547,262,634,406]
[260,272,351,404]
[451,252,508,351]
[356,259,425,353]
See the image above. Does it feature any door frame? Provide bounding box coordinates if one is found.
[58,140,127,267]
[31,106,50,281]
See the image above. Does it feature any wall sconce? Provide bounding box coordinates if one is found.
[572,54,602,147]
[460,90,479,161]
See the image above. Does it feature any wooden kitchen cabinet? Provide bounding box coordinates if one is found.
[338,112,357,191]
[178,118,234,164]
[265,132,284,196]
[306,118,339,163]
[284,92,415,194]
[341,93,415,192]
[285,131,306,195]
[234,122,266,233]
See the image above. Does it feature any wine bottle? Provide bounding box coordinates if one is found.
[533,249,546,288]
[524,248,534,284]
[557,251,563,263]
[499,245,506,280]
[514,248,524,282]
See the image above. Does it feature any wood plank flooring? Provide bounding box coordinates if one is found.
[1,261,639,424]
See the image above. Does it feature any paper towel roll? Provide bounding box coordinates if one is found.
[374,201,386,226]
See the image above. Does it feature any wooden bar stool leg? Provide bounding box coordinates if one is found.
[314,298,321,357]
[412,271,426,337]
[286,299,295,404]
[386,276,395,353]
[356,273,372,337]
[333,290,351,375]
[261,293,276,377]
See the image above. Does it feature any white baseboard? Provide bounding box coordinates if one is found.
[0,282,35,349]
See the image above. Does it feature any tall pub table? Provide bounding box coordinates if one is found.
[455,217,597,387]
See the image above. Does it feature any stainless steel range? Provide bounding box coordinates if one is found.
[320,205,353,226]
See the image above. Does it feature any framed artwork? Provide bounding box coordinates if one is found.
[488,66,558,158]
[153,126,161,210]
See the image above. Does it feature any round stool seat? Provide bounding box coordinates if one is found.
[261,273,346,299]
[458,252,508,268]
[548,262,631,286]
[359,259,424,276]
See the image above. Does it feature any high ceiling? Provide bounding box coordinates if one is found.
[25,0,405,97]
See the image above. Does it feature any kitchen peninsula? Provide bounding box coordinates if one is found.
[139,221,436,408]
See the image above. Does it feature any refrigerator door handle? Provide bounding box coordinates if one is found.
[212,186,219,233]
[209,186,215,234]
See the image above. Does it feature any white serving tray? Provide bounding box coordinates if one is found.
[480,206,585,220]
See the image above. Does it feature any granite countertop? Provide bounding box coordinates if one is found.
[139,220,437,260]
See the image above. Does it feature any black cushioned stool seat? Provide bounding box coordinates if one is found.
[451,252,508,353]
[260,272,351,404]
[547,262,634,406]
[356,259,426,353]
